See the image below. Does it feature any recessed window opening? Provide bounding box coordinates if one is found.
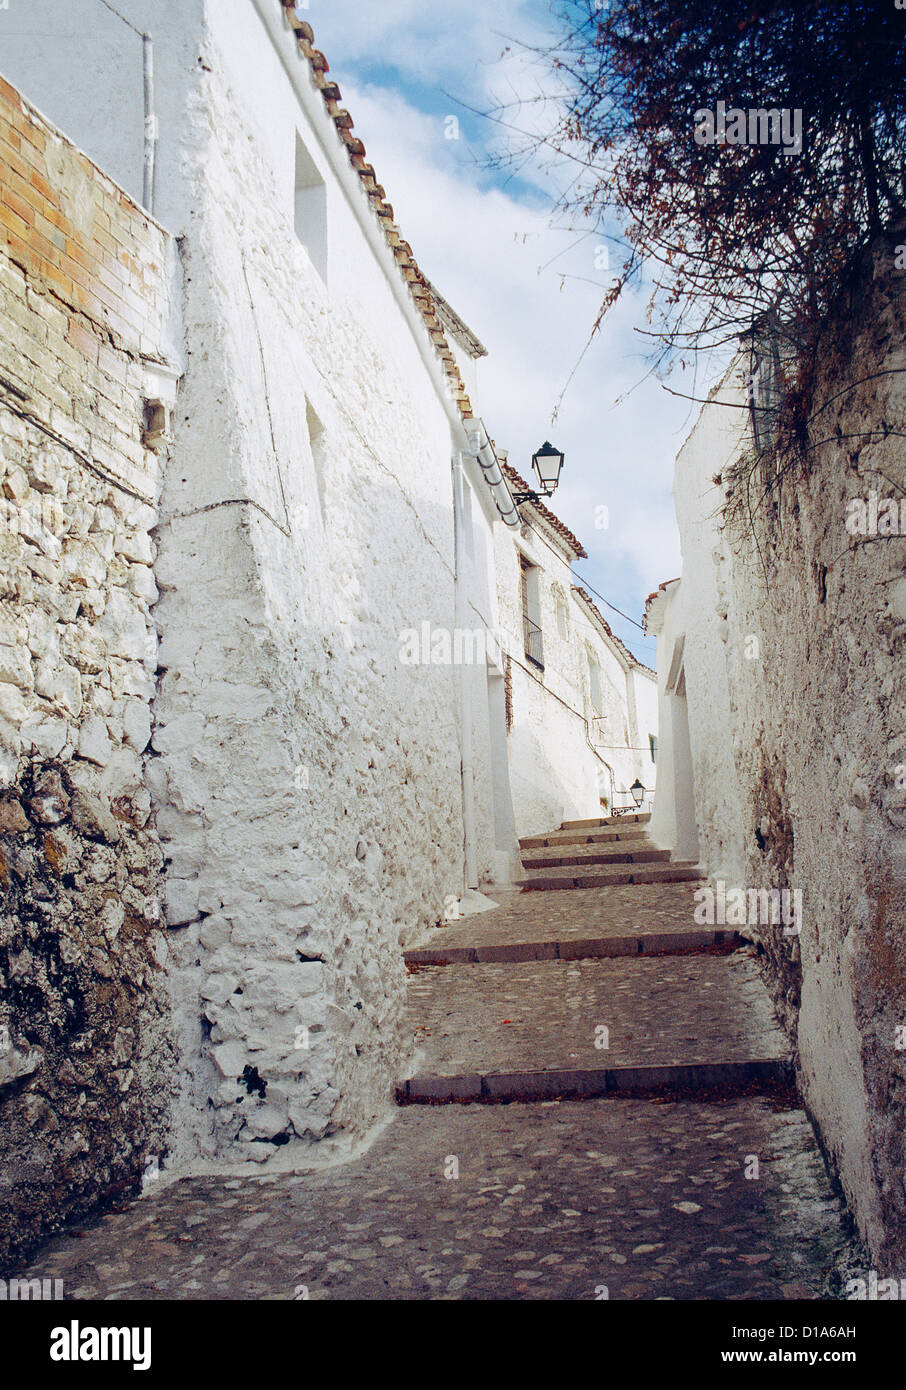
[294,132,327,282]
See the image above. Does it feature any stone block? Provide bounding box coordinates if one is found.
[77,715,111,766]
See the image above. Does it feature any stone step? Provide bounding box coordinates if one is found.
[397,1058,793,1105]
[519,826,650,849]
[405,927,743,966]
[520,846,671,870]
[416,882,711,957]
[560,812,651,830]
[517,861,702,891]
[401,952,789,1105]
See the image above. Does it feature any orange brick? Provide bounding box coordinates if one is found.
[5,164,39,206]
[25,225,59,265]
[38,257,73,300]
[42,204,71,235]
[18,119,46,156]
[29,169,54,202]
[64,237,95,273]
[0,140,28,182]
[2,185,34,228]
[67,317,99,364]
[34,210,65,252]
[0,78,22,112]
[0,199,29,239]
[4,228,31,267]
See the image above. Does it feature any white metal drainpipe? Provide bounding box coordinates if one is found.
[142,33,158,215]
[452,428,519,891]
[466,420,521,530]
[452,450,479,890]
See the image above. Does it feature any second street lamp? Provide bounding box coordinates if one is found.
[512,441,565,505]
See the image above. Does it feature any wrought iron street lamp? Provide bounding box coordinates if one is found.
[630,778,646,808]
[511,441,565,505]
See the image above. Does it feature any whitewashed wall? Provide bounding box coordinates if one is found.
[0,0,481,1163]
[655,242,906,1270]
[572,593,657,814]
[493,511,653,838]
[159,0,479,1161]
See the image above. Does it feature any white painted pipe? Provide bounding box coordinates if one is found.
[142,33,157,214]
[452,450,479,890]
[466,420,520,529]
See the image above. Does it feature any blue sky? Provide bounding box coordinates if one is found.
[304,0,699,664]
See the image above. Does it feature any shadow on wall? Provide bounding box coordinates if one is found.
[507,720,599,838]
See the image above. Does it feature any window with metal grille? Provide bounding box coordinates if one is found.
[519,554,544,670]
[746,327,783,453]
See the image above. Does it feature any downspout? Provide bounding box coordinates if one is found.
[452,451,479,890]
[453,422,518,889]
[142,32,158,215]
[465,420,520,530]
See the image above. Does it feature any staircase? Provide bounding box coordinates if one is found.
[399,814,791,1107]
[517,812,700,891]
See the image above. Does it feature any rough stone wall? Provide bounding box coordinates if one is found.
[0,81,178,1265]
[151,6,465,1166]
[672,237,906,1270]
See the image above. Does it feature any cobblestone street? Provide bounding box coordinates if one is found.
[21,1100,845,1301]
[19,821,856,1301]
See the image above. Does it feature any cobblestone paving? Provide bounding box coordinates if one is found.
[406,951,787,1076]
[423,881,707,951]
[21,1100,848,1300]
[16,829,856,1300]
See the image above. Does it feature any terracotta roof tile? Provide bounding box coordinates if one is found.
[571,586,654,675]
[500,461,587,559]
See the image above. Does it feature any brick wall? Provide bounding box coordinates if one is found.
[0,78,179,1267]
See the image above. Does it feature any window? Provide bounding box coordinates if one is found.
[519,554,543,670]
[649,733,658,764]
[746,328,782,453]
[294,132,327,281]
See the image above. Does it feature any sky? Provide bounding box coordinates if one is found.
[304,0,702,665]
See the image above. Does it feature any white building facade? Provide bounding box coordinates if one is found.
[0,0,658,1178]
[0,0,528,1163]
[494,466,657,839]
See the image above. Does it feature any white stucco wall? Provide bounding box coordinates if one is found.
[493,509,653,838]
[0,0,497,1163]
[154,0,481,1162]
[455,464,520,885]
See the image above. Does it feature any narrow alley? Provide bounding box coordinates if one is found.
[18,814,853,1300]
